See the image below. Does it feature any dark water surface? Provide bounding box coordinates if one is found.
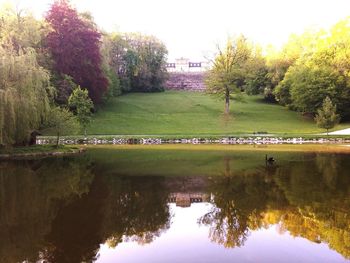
[1,145,350,262]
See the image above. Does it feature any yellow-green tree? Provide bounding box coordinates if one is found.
[68,86,94,136]
[0,47,51,146]
[0,5,52,146]
[206,35,251,115]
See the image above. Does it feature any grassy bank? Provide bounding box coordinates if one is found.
[88,91,350,136]
[0,145,83,159]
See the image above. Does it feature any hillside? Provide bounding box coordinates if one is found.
[88,91,350,136]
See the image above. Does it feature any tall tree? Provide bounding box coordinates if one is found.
[206,35,251,114]
[45,0,108,103]
[0,46,52,146]
[315,96,340,135]
[68,86,94,136]
[45,107,80,147]
[102,33,168,93]
[0,5,46,53]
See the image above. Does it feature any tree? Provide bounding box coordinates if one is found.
[206,36,251,114]
[243,46,269,96]
[68,86,94,136]
[315,96,340,135]
[272,18,350,120]
[0,46,52,146]
[45,0,108,103]
[0,5,46,53]
[0,6,53,147]
[102,32,168,94]
[101,33,125,95]
[45,107,80,147]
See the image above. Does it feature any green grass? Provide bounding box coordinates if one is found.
[0,145,80,155]
[89,91,350,136]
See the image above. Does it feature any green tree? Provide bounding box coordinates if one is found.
[0,6,52,147]
[206,35,251,114]
[45,107,80,147]
[68,87,94,136]
[315,96,340,135]
[0,4,47,53]
[272,18,350,119]
[244,46,269,96]
[0,47,52,146]
[103,32,168,93]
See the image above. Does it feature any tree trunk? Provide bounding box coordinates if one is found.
[225,88,230,115]
[56,132,60,148]
[84,127,87,137]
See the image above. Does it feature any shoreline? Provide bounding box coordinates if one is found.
[37,135,350,146]
[0,147,86,160]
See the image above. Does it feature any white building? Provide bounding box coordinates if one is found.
[166,57,208,72]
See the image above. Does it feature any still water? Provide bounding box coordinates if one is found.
[1,145,350,262]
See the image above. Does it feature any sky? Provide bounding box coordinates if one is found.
[1,0,350,61]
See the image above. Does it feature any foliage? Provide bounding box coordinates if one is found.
[52,74,78,105]
[45,106,80,146]
[0,46,51,146]
[206,35,251,114]
[272,18,350,120]
[315,97,340,134]
[0,5,47,53]
[68,86,94,135]
[102,32,168,93]
[0,5,53,147]
[126,34,168,92]
[45,0,108,103]
[244,46,269,96]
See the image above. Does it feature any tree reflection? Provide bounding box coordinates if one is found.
[0,159,171,263]
[199,160,287,248]
[0,157,94,263]
[39,174,171,263]
[200,153,350,259]
[1,151,350,261]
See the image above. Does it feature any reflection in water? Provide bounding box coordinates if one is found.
[0,150,350,262]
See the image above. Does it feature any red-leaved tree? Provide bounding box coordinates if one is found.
[45,0,108,103]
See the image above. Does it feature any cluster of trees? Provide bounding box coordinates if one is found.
[103,33,168,96]
[207,18,350,128]
[0,0,168,147]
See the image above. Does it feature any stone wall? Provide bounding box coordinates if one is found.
[165,72,206,91]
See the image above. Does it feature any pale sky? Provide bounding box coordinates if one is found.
[1,0,350,61]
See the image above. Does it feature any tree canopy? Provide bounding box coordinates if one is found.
[206,35,251,114]
[0,46,51,146]
[45,0,108,103]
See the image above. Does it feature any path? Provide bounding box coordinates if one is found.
[328,128,350,135]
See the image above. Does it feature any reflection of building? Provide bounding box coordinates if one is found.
[168,192,210,207]
[166,57,208,72]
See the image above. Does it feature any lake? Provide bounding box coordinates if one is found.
[1,145,350,262]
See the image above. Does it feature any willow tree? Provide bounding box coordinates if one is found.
[0,47,51,146]
[206,35,251,114]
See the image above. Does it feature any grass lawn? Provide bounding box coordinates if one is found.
[89,91,350,136]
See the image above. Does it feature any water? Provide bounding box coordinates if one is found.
[1,145,350,262]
